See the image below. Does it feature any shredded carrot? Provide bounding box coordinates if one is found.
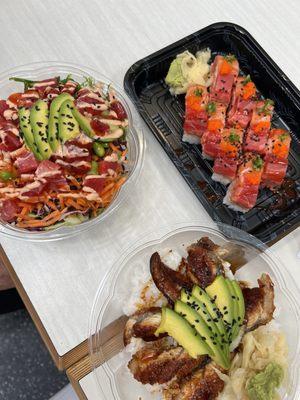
[46,200,57,210]
[16,208,68,228]
[65,198,84,210]
[109,143,120,152]
[114,177,126,190]
[101,182,115,196]
[18,202,33,208]
[67,176,81,189]
[77,198,87,207]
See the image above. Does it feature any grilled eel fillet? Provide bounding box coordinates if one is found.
[163,362,224,400]
[128,342,209,385]
[124,273,275,346]
[124,307,163,346]
[242,273,275,331]
[150,237,224,303]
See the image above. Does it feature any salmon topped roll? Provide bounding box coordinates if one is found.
[244,99,274,155]
[209,55,239,105]
[223,153,264,212]
[262,128,291,188]
[227,76,256,129]
[183,85,209,144]
[212,128,244,185]
[201,101,226,159]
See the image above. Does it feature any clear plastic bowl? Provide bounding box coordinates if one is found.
[89,222,300,400]
[0,61,144,241]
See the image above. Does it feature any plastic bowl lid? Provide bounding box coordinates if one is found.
[89,221,300,400]
[0,61,144,241]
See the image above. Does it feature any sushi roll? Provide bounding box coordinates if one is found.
[201,101,226,159]
[212,128,244,185]
[227,76,256,129]
[262,128,291,188]
[209,55,239,105]
[223,153,264,212]
[244,99,274,155]
[182,85,209,144]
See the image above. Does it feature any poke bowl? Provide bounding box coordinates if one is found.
[0,61,144,241]
[89,222,300,400]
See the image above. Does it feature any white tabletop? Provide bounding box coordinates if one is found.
[1,0,299,362]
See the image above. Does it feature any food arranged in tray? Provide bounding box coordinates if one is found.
[123,237,287,400]
[166,49,292,212]
[0,76,128,230]
[124,23,300,243]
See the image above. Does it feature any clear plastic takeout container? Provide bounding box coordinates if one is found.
[89,222,300,400]
[0,61,144,241]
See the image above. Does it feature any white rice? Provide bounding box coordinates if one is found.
[122,250,183,317]
[223,185,249,213]
[160,249,182,270]
[182,132,201,144]
[223,261,235,280]
[212,172,232,186]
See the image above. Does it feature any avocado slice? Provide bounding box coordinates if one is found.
[71,106,96,138]
[231,280,245,334]
[18,107,42,160]
[58,100,80,143]
[155,307,213,359]
[30,99,52,160]
[192,285,227,342]
[175,300,230,369]
[205,276,234,341]
[226,279,239,340]
[180,289,228,353]
[48,93,74,151]
[98,127,124,143]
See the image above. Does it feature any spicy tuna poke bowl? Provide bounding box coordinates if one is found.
[0,63,143,238]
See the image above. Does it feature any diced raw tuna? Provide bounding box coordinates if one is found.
[20,180,46,197]
[14,151,39,173]
[201,102,226,159]
[182,85,209,143]
[223,153,264,212]
[75,88,108,117]
[262,128,291,187]
[244,100,274,155]
[61,80,78,95]
[34,160,68,193]
[36,160,62,179]
[227,76,256,128]
[44,87,60,101]
[0,122,22,151]
[32,78,59,97]
[8,90,40,108]
[0,199,20,222]
[110,101,127,120]
[209,55,239,105]
[55,159,91,174]
[83,175,106,194]
[212,128,243,184]
[0,100,9,117]
[98,160,120,174]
